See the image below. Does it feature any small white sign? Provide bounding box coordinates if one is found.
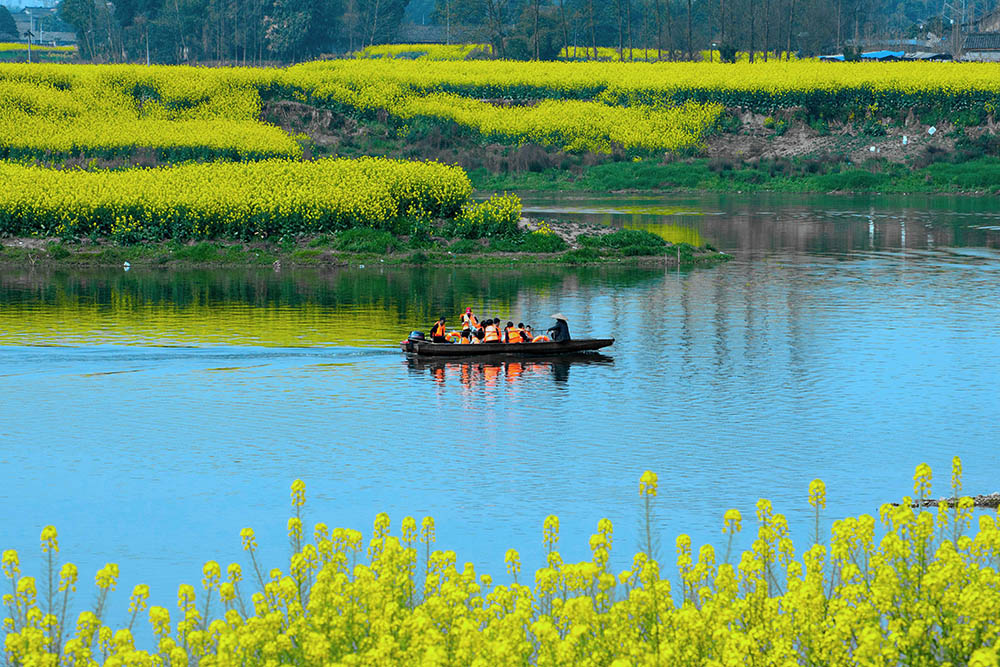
[870,146,876,152]
[902,135,908,145]
[928,126,937,135]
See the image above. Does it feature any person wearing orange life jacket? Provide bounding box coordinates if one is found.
[505,321,525,344]
[518,322,531,341]
[483,318,500,342]
[461,308,479,337]
[429,316,448,343]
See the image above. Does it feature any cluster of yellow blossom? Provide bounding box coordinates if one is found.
[2,58,999,163]
[0,157,478,242]
[355,44,491,60]
[559,46,800,62]
[4,458,1000,665]
[0,64,299,161]
[0,43,75,53]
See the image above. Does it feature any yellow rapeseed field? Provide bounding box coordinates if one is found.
[355,44,490,60]
[0,64,300,161]
[0,158,476,242]
[3,459,1000,665]
[4,58,996,161]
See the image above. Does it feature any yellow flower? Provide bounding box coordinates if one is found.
[202,561,221,590]
[420,516,436,545]
[290,479,306,508]
[543,515,560,549]
[39,526,58,554]
[95,563,119,591]
[128,584,150,613]
[639,470,658,496]
[723,508,742,534]
[1,550,19,579]
[240,527,257,551]
[287,517,303,542]
[808,479,826,509]
[914,462,933,498]
[58,562,78,592]
[504,549,520,577]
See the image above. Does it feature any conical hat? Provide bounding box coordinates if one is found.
[550,313,568,321]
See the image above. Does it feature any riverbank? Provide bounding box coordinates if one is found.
[266,99,1000,196]
[470,155,1000,195]
[0,219,728,269]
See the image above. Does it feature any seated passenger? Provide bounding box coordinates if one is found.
[506,321,524,343]
[483,319,500,342]
[429,317,448,343]
[546,313,570,342]
[519,323,532,340]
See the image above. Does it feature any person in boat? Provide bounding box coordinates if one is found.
[462,308,479,336]
[505,321,525,343]
[483,318,501,343]
[519,322,532,340]
[546,313,571,342]
[430,316,448,343]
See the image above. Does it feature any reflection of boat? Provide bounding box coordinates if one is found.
[406,353,614,385]
[400,338,615,357]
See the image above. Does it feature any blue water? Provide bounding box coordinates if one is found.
[1,192,999,637]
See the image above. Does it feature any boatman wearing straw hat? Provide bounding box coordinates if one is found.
[547,313,571,342]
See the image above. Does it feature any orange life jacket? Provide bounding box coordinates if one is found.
[507,327,523,343]
[430,322,446,337]
[463,313,479,330]
[484,324,499,342]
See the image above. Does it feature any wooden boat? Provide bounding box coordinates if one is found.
[401,337,614,357]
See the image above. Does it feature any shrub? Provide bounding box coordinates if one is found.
[47,242,70,259]
[447,193,522,239]
[448,238,484,254]
[172,242,219,262]
[561,246,602,263]
[334,228,398,254]
[522,230,567,253]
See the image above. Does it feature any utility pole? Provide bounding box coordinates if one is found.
[25,8,32,63]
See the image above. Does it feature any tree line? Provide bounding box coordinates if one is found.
[57,0,409,63]
[55,0,965,63]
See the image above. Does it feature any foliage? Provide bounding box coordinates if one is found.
[7,462,997,665]
[288,58,1000,125]
[446,193,522,239]
[333,228,399,254]
[355,44,490,60]
[522,228,568,252]
[0,158,475,242]
[0,64,299,161]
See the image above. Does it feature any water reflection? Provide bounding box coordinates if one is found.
[521,191,1000,252]
[406,353,614,388]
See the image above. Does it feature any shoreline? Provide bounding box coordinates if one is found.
[0,219,730,270]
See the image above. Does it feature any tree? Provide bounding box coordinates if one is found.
[265,0,313,60]
[0,6,18,39]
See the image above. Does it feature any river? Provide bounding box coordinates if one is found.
[1,191,998,631]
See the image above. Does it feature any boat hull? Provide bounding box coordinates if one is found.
[401,338,615,357]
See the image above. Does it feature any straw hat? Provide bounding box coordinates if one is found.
[550,313,568,321]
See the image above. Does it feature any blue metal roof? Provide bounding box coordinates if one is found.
[860,50,905,59]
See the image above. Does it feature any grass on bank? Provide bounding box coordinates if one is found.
[470,154,1000,194]
[0,227,724,268]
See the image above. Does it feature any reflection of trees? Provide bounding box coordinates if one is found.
[546,193,1000,253]
[0,266,662,346]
